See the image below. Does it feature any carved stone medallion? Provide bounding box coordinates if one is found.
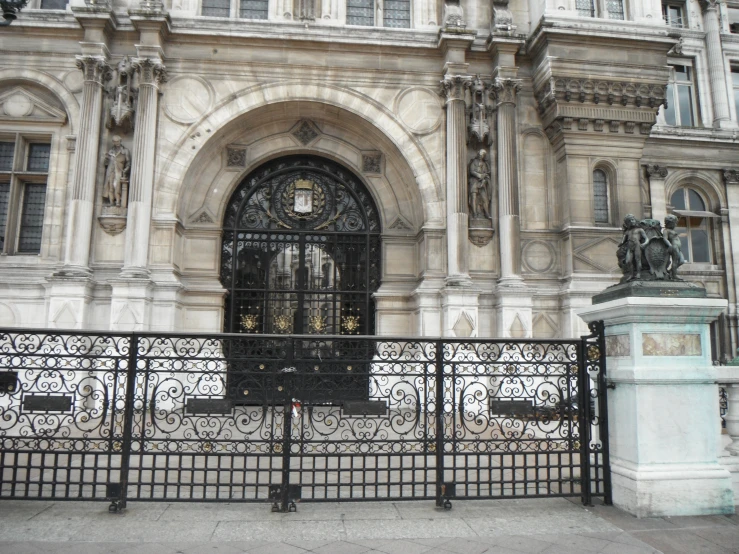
[163,76,213,124]
[395,87,443,135]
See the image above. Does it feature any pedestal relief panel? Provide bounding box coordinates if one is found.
[522,240,556,274]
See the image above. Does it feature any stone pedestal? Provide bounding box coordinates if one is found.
[579,295,735,517]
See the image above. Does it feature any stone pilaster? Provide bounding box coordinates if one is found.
[121,57,167,278]
[61,55,111,275]
[701,0,735,129]
[441,75,473,287]
[645,165,669,224]
[493,78,522,286]
[724,169,739,355]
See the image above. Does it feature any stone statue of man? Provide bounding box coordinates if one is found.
[468,149,491,219]
[103,135,130,207]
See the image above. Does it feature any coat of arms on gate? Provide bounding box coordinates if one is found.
[293,179,314,214]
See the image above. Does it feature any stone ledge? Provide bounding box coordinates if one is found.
[593,280,706,304]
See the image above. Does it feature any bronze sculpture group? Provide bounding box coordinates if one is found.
[618,213,685,282]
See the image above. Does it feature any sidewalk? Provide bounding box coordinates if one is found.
[0,497,737,554]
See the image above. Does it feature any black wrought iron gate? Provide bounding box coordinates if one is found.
[0,323,611,512]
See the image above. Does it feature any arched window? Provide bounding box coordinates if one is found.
[670,187,714,263]
[593,169,609,223]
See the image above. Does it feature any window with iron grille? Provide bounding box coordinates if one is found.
[662,2,685,27]
[576,0,595,17]
[39,0,68,8]
[384,0,410,28]
[0,136,50,255]
[593,169,609,224]
[347,0,374,26]
[201,0,231,17]
[239,0,268,19]
[605,0,624,20]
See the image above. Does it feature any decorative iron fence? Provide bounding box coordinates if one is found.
[0,322,610,512]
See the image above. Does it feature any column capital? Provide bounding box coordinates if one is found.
[699,0,720,12]
[645,164,669,179]
[75,56,112,85]
[132,58,168,87]
[724,169,739,184]
[492,78,520,106]
[440,75,473,103]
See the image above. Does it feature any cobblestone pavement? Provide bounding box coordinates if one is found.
[0,498,736,554]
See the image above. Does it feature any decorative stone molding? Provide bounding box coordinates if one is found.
[98,212,127,235]
[442,0,466,31]
[132,58,168,87]
[469,219,494,247]
[491,0,515,35]
[492,78,520,106]
[389,217,411,230]
[0,87,67,124]
[107,56,135,133]
[465,76,493,146]
[190,210,214,224]
[361,151,382,174]
[226,146,246,168]
[440,75,471,103]
[75,56,112,85]
[724,170,739,184]
[537,76,665,141]
[646,165,669,179]
[291,119,320,145]
[698,0,719,11]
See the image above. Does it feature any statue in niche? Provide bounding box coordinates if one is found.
[617,214,686,282]
[663,214,686,280]
[102,135,131,208]
[468,149,491,219]
[107,56,135,133]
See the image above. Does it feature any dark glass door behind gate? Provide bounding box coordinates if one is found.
[220,156,382,402]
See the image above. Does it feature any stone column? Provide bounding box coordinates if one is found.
[493,78,522,286]
[645,164,669,223]
[701,0,734,129]
[441,75,472,287]
[121,58,167,278]
[579,296,735,517]
[61,56,111,274]
[725,169,739,355]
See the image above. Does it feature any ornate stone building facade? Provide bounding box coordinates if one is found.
[1,0,739,357]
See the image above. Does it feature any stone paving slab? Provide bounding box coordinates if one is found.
[0,499,737,553]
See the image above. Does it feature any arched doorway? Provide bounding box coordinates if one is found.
[220,155,382,336]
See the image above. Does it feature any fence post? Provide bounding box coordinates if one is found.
[110,333,138,513]
[435,339,450,508]
[593,321,613,505]
[578,333,592,507]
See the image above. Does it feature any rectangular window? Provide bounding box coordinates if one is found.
[347,0,374,25]
[0,142,14,171]
[383,0,411,28]
[18,184,46,253]
[0,137,50,255]
[239,0,268,19]
[27,144,50,172]
[730,8,739,34]
[733,67,739,123]
[664,65,696,126]
[576,0,595,17]
[201,0,230,17]
[606,0,624,20]
[593,170,609,223]
[0,183,9,251]
[662,3,685,27]
[40,0,68,8]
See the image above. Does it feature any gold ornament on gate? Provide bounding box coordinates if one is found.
[241,314,259,333]
[341,314,360,334]
[308,315,327,334]
[273,315,292,334]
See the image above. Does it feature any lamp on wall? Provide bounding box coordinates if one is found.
[1,0,28,26]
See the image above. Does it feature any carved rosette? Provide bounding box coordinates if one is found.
[132,58,168,87]
[646,165,669,179]
[75,56,112,85]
